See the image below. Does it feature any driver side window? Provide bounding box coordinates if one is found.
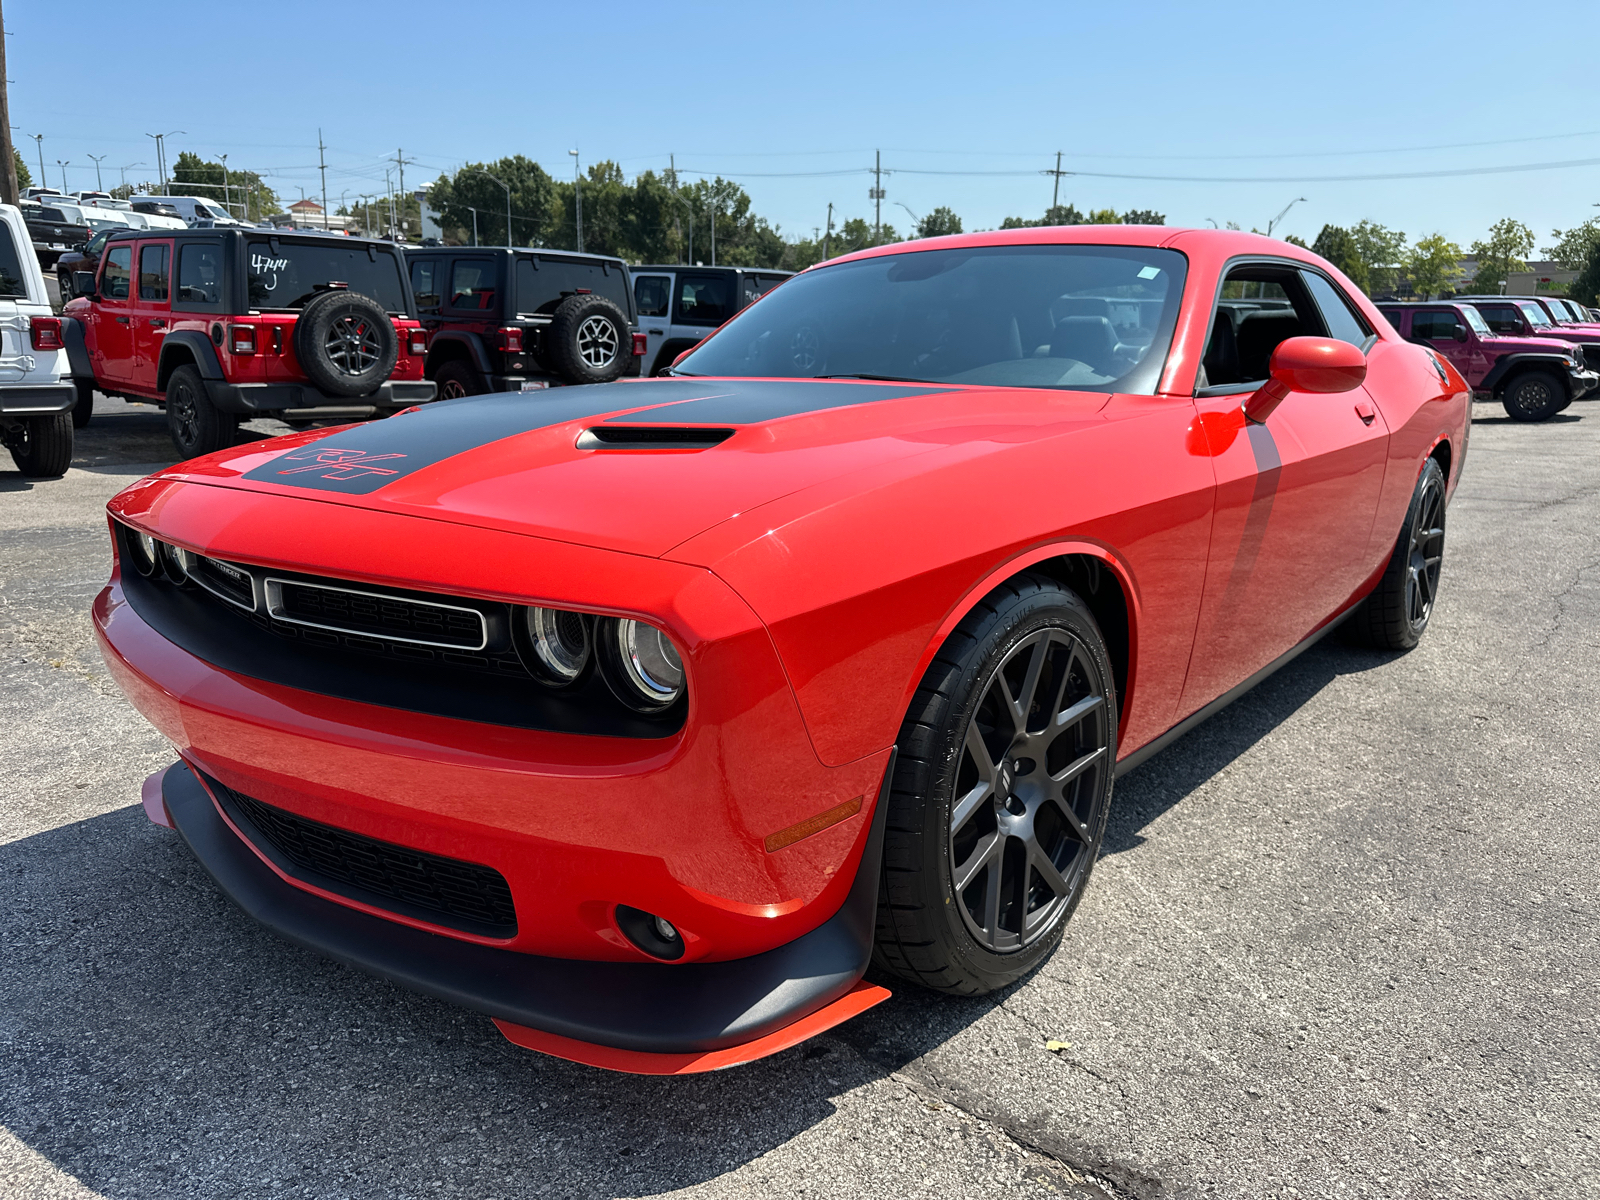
[1199,266,1325,391]
[101,245,132,301]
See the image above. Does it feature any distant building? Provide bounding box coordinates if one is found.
[271,198,354,232]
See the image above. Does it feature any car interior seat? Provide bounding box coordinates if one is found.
[1050,315,1118,374]
[1202,311,1240,386]
[1234,312,1305,382]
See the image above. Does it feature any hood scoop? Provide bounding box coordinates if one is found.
[576,426,735,451]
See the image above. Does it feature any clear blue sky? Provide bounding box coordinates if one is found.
[12,0,1600,252]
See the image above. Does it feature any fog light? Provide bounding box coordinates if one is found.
[615,904,685,960]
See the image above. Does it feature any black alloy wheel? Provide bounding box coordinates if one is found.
[1347,456,1447,651]
[164,364,237,459]
[874,573,1116,995]
[293,290,399,398]
[1502,370,1565,422]
[433,359,484,401]
[324,314,382,375]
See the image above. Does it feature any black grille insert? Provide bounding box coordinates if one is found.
[266,578,487,649]
[209,776,517,938]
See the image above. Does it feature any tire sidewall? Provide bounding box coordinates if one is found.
[165,365,234,459]
[1504,371,1565,422]
[912,583,1118,990]
[293,291,399,398]
[549,294,629,384]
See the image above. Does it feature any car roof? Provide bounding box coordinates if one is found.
[404,245,628,266]
[634,264,792,275]
[102,227,402,249]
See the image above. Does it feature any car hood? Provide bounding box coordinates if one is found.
[155,377,1111,557]
[1484,333,1583,354]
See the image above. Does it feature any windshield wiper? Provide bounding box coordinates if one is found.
[813,372,934,383]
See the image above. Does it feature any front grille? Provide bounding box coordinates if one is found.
[266,578,487,649]
[190,555,255,610]
[213,777,518,938]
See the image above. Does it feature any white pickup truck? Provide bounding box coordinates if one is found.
[0,202,76,477]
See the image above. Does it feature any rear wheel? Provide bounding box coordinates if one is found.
[1347,457,1446,651]
[873,573,1116,995]
[5,414,74,478]
[434,359,485,400]
[165,364,237,458]
[1501,370,1565,422]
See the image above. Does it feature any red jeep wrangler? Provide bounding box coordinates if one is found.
[63,229,436,457]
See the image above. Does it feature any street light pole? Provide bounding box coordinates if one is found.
[56,160,68,192]
[30,134,44,189]
[145,130,185,192]
[88,154,107,192]
[465,167,512,250]
[568,149,582,252]
[219,153,230,217]
[1266,196,1308,238]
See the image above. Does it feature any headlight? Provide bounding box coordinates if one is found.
[599,618,685,712]
[123,526,158,576]
[522,606,592,687]
[159,541,190,584]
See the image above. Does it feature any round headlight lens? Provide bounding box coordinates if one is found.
[525,606,591,685]
[159,541,189,583]
[125,528,158,576]
[605,618,685,711]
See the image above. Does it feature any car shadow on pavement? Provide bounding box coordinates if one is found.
[1102,638,1400,855]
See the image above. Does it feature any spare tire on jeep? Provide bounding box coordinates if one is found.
[544,292,629,385]
[293,289,399,398]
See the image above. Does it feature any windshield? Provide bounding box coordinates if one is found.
[246,240,409,313]
[675,243,1187,394]
[1458,304,1491,335]
[1515,300,1552,327]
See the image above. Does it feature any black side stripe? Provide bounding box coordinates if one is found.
[1216,421,1284,615]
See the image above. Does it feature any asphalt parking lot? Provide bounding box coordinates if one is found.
[2,393,1597,1200]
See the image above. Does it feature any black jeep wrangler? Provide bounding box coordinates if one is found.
[403,247,641,396]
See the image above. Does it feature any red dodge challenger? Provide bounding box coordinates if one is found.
[95,228,1468,1073]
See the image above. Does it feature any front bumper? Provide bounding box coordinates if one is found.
[204,379,438,416]
[1570,368,1599,398]
[0,383,75,415]
[155,757,890,1066]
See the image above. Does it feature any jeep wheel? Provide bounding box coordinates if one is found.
[72,381,94,429]
[547,293,629,385]
[57,272,73,302]
[434,360,485,400]
[5,414,74,478]
[1502,370,1565,422]
[293,290,399,398]
[165,365,237,458]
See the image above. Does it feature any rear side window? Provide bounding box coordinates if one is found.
[246,240,409,313]
[410,258,441,308]
[1376,308,1404,334]
[1412,310,1463,342]
[175,243,224,310]
[635,274,670,318]
[0,223,29,298]
[677,273,731,325]
[448,260,497,310]
[517,255,630,316]
[1301,270,1370,346]
[138,244,170,302]
[102,245,132,300]
[1476,305,1522,335]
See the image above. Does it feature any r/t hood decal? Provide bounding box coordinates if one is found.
[238,378,951,495]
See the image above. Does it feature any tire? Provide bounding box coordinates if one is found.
[57,272,73,302]
[6,413,74,478]
[546,293,629,384]
[165,364,237,459]
[292,289,398,398]
[1501,370,1566,422]
[1346,457,1447,651]
[873,573,1117,995]
[71,380,94,429]
[434,359,485,400]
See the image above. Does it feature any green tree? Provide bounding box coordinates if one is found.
[1089,208,1119,224]
[1469,218,1535,294]
[13,150,29,190]
[1545,218,1600,269]
[1349,220,1407,295]
[168,151,277,222]
[427,156,556,248]
[1405,234,1464,300]
[1001,203,1084,229]
[1311,224,1368,291]
[916,206,962,238]
[1122,209,1165,225]
[1570,241,1600,308]
[1283,233,1309,249]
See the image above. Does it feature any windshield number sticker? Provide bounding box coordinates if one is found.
[1137,266,1161,280]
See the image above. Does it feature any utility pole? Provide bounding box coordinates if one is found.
[219,153,230,216]
[569,148,582,252]
[1043,150,1070,217]
[393,148,416,240]
[0,4,16,205]
[318,131,329,230]
[869,150,887,244]
[30,134,44,191]
[88,154,106,192]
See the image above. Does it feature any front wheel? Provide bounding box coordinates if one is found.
[165,364,237,458]
[1347,457,1446,651]
[5,414,74,478]
[1502,370,1566,422]
[873,573,1117,995]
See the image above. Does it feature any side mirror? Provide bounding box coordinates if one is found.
[73,271,97,298]
[1243,336,1367,424]
[1454,326,1469,342]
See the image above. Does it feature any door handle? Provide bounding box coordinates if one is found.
[1354,400,1376,425]
[648,329,664,335]
[149,318,166,328]
[115,316,129,324]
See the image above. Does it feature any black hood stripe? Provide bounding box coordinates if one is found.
[238,378,950,495]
